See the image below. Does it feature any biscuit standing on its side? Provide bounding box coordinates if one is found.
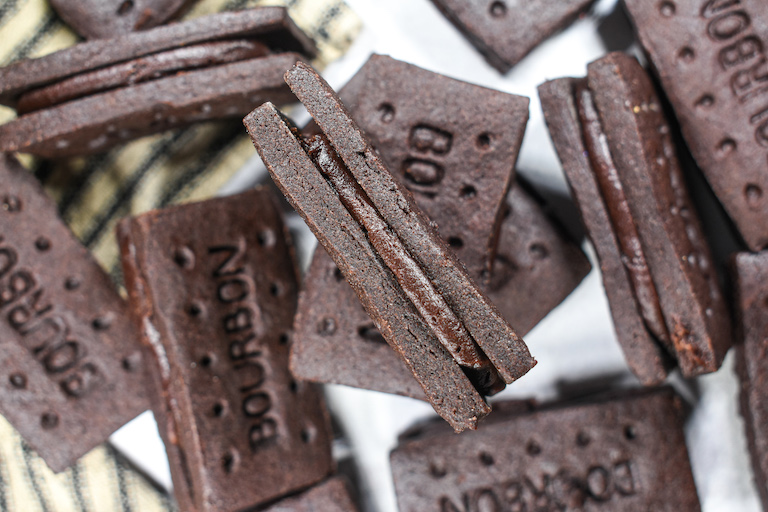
[0,8,316,158]
[246,62,535,432]
[540,52,731,382]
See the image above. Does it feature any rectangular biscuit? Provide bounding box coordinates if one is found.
[0,153,150,472]
[0,7,316,157]
[391,388,701,512]
[330,55,529,284]
[247,101,493,431]
[587,52,731,376]
[246,63,535,430]
[117,188,333,511]
[540,53,731,380]
[0,7,315,106]
[0,53,304,158]
[429,0,597,72]
[539,77,671,385]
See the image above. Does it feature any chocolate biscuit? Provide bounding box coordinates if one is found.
[50,0,192,40]
[539,52,731,380]
[0,8,316,158]
[0,153,150,472]
[290,56,588,399]
[485,182,591,335]
[430,0,598,72]
[733,251,768,509]
[245,62,535,431]
[331,55,528,283]
[623,0,768,251]
[540,76,670,385]
[292,181,589,399]
[261,477,358,512]
[391,388,700,511]
[118,188,333,511]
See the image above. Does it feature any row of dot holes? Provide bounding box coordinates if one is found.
[174,228,295,409]
[657,1,764,207]
[3,195,130,432]
[3,194,113,328]
[428,425,638,478]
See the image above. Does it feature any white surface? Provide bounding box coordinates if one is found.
[111,1,763,510]
[110,411,173,490]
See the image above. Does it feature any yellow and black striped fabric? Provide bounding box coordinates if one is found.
[0,1,360,510]
[0,416,174,511]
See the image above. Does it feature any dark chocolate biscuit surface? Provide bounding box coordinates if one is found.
[733,251,768,509]
[118,188,333,511]
[430,0,597,72]
[0,154,150,472]
[15,40,271,115]
[50,0,192,39]
[284,62,533,386]
[0,54,303,158]
[248,101,493,432]
[391,388,700,512]
[623,0,768,251]
[334,55,528,282]
[539,76,671,385]
[540,52,731,380]
[0,8,315,106]
[587,53,731,376]
[246,63,536,431]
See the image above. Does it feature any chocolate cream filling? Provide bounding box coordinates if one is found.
[574,81,673,354]
[306,133,504,396]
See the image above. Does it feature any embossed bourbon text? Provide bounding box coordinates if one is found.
[0,236,103,397]
[439,460,637,512]
[702,0,768,147]
[209,239,279,452]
